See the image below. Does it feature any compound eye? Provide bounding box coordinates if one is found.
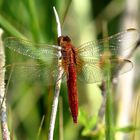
[63,36,71,42]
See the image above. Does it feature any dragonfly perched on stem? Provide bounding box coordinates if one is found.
[3,28,139,123]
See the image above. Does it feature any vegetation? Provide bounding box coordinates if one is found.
[0,0,140,140]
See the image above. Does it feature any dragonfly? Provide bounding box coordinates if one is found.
[3,28,139,123]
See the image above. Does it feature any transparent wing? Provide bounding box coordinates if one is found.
[4,37,61,61]
[1,62,66,86]
[77,58,133,83]
[77,58,103,83]
[3,37,68,85]
[77,28,139,57]
[76,28,137,83]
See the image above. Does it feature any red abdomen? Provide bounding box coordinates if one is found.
[67,64,78,123]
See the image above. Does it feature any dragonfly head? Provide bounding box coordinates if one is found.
[57,36,71,47]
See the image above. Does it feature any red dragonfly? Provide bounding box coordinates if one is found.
[4,28,139,123]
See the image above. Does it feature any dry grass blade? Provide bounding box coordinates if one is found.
[48,7,63,140]
[0,28,10,140]
[37,115,45,140]
[61,0,72,26]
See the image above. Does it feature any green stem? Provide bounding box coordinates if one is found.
[25,0,42,41]
[105,74,115,140]
[0,14,26,39]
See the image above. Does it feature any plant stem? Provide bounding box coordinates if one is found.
[0,28,10,140]
[0,15,26,39]
[98,81,106,122]
[48,6,63,140]
[37,115,45,140]
[26,0,42,41]
[105,74,115,140]
[59,97,63,140]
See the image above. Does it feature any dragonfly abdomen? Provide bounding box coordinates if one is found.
[67,63,78,123]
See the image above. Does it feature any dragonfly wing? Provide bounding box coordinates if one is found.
[76,58,133,84]
[77,58,103,83]
[4,37,61,61]
[77,28,139,57]
[110,59,133,76]
[76,28,137,83]
[1,62,62,86]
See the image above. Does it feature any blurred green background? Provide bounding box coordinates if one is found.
[0,0,140,140]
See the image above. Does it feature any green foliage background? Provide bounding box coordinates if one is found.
[0,0,140,140]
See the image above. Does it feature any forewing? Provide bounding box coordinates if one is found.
[76,28,137,83]
[77,28,139,57]
[4,37,61,61]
